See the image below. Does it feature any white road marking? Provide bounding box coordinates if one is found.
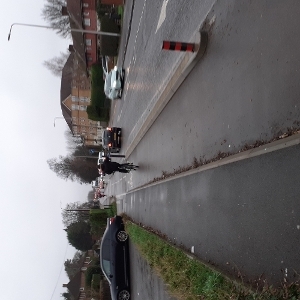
[155,0,169,34]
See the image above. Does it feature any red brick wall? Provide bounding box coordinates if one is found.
[82,0,98,68]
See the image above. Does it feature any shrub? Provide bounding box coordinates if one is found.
[85,266,102,287]
[88,64,110,122]
[99,16,119,56]
[91,274,101,291]
[89,209,110,236]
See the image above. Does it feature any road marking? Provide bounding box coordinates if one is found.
[155,0,169,34]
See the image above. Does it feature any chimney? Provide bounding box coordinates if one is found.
[62,284,68,288]
[61,6,68,16]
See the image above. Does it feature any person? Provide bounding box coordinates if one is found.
[98,156,129,175]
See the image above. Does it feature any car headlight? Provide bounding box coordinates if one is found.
[112,80,117,88]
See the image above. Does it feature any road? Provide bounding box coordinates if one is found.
[103,0,300,294]
[123,144,300,286]
[110,0,300,192]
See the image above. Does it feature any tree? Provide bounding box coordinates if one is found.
[41,0,70,38]
[64,130,84,152]
[47,155,76,182]
[64,250,84,279]
[66,221,94,251]
[61,201,91,228]
[61,292,71,300]
[47,154,99,184]
[43,51,70,77]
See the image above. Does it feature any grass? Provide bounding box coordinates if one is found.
[125,220,300,300]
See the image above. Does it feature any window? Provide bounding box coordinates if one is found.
[80,105,87,111]
[79,287,84,291]
[85,39,92,46]
[84,18,91,26]
[79,96,89,102]
[83,3,88,7]
[84,12,89,16]
[81,267,87,271]
[71,104,80,110]
[71,96,78,102]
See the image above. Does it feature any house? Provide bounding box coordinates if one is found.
[63,0,99,71]
[60,49,105,147]
[62,250,97,300]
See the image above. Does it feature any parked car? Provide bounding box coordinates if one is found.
[100,216,130,300]
[102,127,121,153]
[104,66,125,100]
[97,151,106,165]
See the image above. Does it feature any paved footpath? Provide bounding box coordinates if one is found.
[119,143,300,287]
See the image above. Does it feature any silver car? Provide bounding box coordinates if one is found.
[104,66,125,100]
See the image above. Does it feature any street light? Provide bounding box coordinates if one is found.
[7,22,120,41]
[53,116,71,127]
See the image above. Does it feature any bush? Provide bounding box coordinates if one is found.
[85,266,102,287]
[99,16,119,56]
[87,64,110,122]
[89,209,110,236]
[91,274,101,291]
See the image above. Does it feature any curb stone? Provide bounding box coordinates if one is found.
[125,31,208,158]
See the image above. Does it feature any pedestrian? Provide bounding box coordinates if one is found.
[98,156,129,175]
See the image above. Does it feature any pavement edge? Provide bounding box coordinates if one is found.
[125,31,209,158]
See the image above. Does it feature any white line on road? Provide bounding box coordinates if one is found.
[155,0,169,34]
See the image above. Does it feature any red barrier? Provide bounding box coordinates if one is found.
[162,41,194,52]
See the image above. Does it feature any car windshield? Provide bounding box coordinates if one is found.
[102,130,111,146]
[104,73,112,95]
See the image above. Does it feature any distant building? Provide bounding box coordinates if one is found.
[62,250,97,300]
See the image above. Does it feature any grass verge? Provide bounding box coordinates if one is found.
[125,220,300,300]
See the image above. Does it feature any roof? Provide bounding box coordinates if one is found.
[65,270,82,299]
[66,0,87,70]
[60,52,74,131]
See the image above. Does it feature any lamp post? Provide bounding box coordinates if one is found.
[53,116,70,127]
[8,22,120,41]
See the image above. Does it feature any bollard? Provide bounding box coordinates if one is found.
[162,40,194,52]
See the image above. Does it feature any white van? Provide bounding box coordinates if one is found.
[97,151,106,165]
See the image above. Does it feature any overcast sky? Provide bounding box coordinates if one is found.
[1,1,93,299]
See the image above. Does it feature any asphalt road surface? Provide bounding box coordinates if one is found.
[103,0,300,294]
[122,144,300,287]
[111,0,300,191]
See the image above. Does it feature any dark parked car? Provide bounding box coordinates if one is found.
[102,127,121,153]
[100,216,130,300]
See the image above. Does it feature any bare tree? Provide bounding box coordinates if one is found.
[47,155,99,184]
[41,0,70,38]
[62,201,91,228]
[43,51,70,77]
[64,251,84,279]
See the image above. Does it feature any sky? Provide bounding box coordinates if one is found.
[1,1,93,299]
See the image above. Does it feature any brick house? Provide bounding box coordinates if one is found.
[63,0,99,70]
[62,250,97,300]
[60,50,105,147]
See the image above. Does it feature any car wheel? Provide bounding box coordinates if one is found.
[117,230,128,242]
[118,289,130,300]
[118,89,123,99]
